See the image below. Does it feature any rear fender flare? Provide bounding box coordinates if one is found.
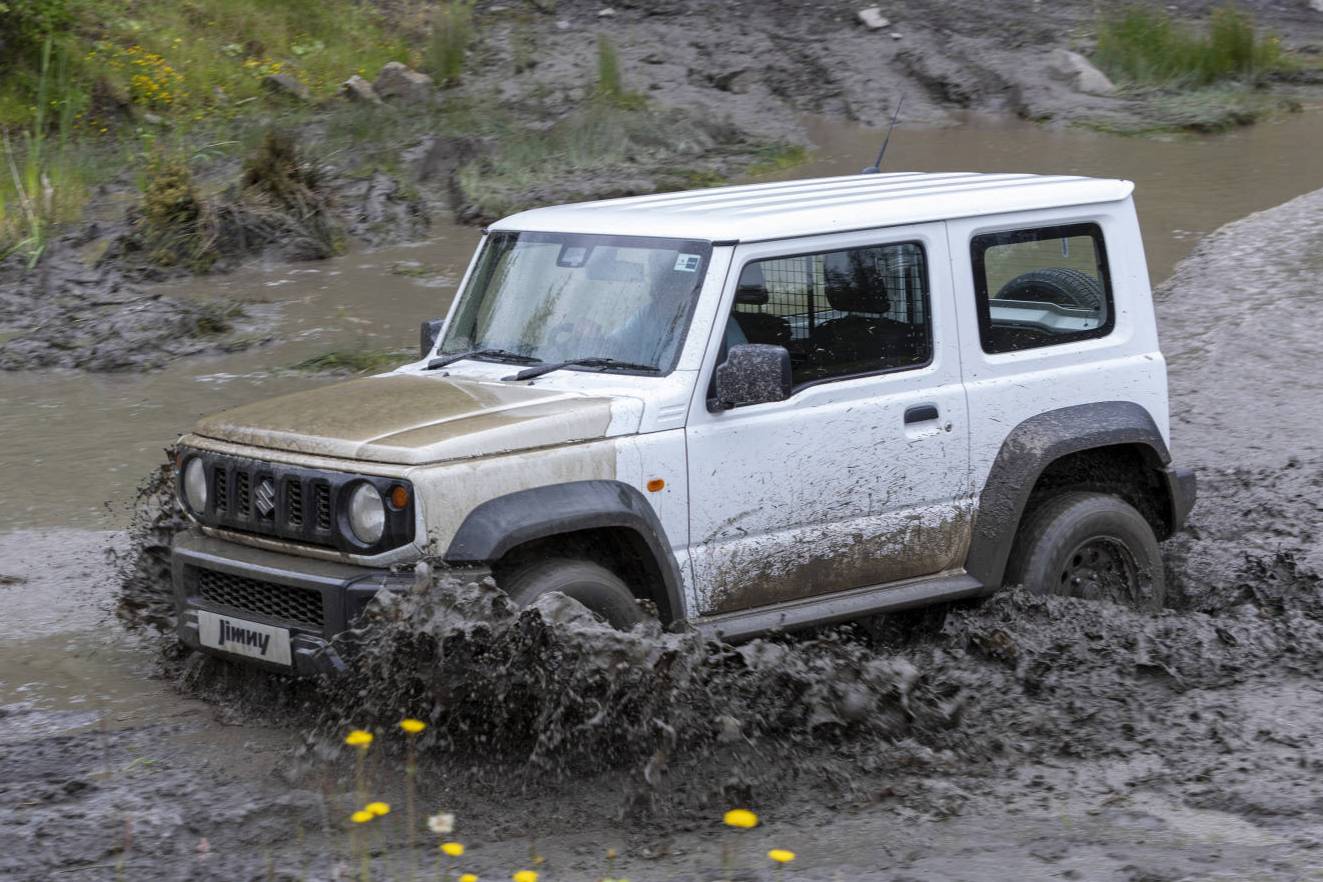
[965,401,1174,588]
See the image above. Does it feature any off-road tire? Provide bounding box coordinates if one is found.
[501,558,647,630]
[1005,491,1165,611]
[995,267,1104,310]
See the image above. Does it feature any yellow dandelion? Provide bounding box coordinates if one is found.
[400,718,427,734]
[723,808,758,829]
[345,729,374,748]
[768,849,796,864]
[459,875,478,882]
[350,810,373,824]
[513,872,538,882]
[365,801,391,817]
[441,842,464,857]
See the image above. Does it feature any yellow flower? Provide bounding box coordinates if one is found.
[513,872,538,882]
[441,842,464,857]
[345,729,373,748]
[365,801,391,817]
[459,876,478,882]
[400,718,427,734]
[723,808,758,829]
[768,849,796,864]
[350,810,373,824]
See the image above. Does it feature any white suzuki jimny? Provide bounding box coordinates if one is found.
[172,172,1195,673]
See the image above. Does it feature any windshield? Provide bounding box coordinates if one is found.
[439,231,713,373]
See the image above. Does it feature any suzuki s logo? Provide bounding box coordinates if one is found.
[255,477,276,518]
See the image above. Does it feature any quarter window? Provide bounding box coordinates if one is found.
[971,223,1114,354]
[724,242,932,388]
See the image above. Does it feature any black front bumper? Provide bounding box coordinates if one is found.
[172,530,488,676]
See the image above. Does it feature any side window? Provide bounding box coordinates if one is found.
[971,222,1114,354]
[724,242,932,388]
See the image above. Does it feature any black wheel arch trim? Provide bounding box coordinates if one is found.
[965,401,1195,588]
[443,479,686,623]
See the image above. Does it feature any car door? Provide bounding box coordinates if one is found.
[684,223,973,616]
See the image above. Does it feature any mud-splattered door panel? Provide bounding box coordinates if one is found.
[686,225,973,616]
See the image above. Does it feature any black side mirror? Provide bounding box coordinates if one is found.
[420,319,444,358]
[709,344,793,411]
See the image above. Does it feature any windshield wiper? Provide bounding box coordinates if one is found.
[506,357,659,381]
[424,348,539,371]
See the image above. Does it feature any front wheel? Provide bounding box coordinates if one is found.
[500,558,647,630]
[1005,491,1165,611]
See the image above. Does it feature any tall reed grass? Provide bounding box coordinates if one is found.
[427,1,474,87]
[1094,4,1285,87]
[1,37,84,266]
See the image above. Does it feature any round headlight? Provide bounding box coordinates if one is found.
[183,458,208,512]
[348,483,386,545]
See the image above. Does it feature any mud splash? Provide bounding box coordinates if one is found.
[128,459,1323,818]
[113,450,186,635]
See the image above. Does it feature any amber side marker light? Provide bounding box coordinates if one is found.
[646,478,665,493]
[389,484,411,509]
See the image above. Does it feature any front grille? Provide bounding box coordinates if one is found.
[314,483,332,531]
[195,568,325,629]
[180,451,414,553]
[285,478,303,527]
[213,466,228,513]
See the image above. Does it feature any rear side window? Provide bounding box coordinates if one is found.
[727,242,931,388]
[971,223,1113,354]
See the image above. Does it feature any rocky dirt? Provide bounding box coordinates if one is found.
[5,0,1322,373]
[459,0,1323,134]
[4,184,1323,881]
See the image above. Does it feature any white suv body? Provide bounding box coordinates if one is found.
[172,173,1194,673]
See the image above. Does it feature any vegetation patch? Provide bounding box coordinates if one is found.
[1080,85,1297,136]
[0,0,409,131]
[128,130,343,273]
[425,0,474,87]
[1094,5,1286,87]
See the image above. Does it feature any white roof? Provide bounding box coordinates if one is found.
[490,172,1134,243]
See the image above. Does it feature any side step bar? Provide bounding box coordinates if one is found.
[691,572,987,642]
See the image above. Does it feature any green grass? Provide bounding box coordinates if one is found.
[746,143,809,175]
[1094,4,1286,87]
[290,348,413,374]
[0,0,410,131]
[425,1,473,87]
[594,34,645,109]
[1,37,85,265]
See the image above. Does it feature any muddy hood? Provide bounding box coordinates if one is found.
[191,374,635,465]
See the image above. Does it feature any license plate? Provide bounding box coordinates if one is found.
[197,610,293,667]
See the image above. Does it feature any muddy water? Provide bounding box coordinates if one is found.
[6,112,1323,533]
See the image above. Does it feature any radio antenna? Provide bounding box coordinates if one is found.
[862,95,904,174]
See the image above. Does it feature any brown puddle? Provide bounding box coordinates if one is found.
[5,112,1323,535]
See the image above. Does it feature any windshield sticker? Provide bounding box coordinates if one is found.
[557,245,591,268]
[674,253,701,272]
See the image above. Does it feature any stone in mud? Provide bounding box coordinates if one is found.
[340,74,382,104]
[714,69,758,94]
[1047,49,1116,96]
[373,61,435,104]
[857,6,891,30]
[262,72,311,102]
